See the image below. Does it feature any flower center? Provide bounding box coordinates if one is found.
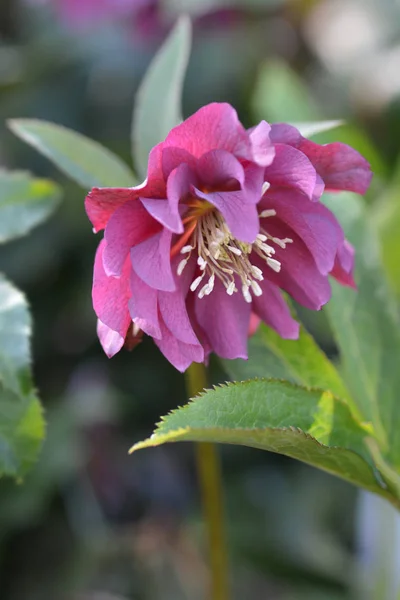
[174,196,293,303]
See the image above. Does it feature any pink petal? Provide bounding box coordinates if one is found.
[248,313,261,337]
[330,239,356,288]
[85,187,136,233]
[270,124,372,194]
[248,121,275,167]
[262,189,342,275]
[154,317,204,372]
[161,146,197,180]
[196,149,245,188]
[140,198,183,233]
[158,256,198,345]
[194,278,250,359]
[164,103,251,160]
[130,229,175,292]
[264,144,319,201]
[96,319,125,358]
[129,269,161,339]
[252,280,300,339]
[92,239,131,337]
[103,199,160,277]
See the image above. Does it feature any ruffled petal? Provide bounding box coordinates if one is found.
[270,123,372,194]
[129,269,161,339]
[330,239,356,288]
[103,199,160,277]
[195,278,250,359]
[264,143,319,201]
[130,229,175,292]
[92,239,131,337]
[96,319,125,358]
[262,189,342,275]
[85,187,136,233]
[164,103,251,160]
[161,146,197,180]
[154,317,204,372]
[196,149,245,188]
[248,120,275,167]
[252,280,300,339]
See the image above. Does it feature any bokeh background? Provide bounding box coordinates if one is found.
[0,0,400,598]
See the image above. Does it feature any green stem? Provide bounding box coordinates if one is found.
[185,362,230,600]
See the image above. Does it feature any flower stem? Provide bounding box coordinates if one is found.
[185,362,230,600]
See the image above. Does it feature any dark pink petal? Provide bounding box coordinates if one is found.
[270,124,372,194]
[248,313,261,337]
[130,229,175,292]
[150,162,197,232]
[258,223,332,310]
[195,278,250,359]
[252,280,300,339]
[92,240,131,337]
[194,186,260,243]
[129,269,161,339]
[265,144,319,201]
[140,198,183,233]
[96,319,125,358]
[158,257,199,345]
[248,121,275,167]
[85,187,136,233]
[164,103,250,160]
[196,149,245,189]
[143,142,168,198]
[103,199,159,277]
[154,317,204,372]
[330,239,356,288]
[263,189,342,275]
[162,146,197,180]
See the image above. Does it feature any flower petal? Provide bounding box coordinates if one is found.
[161,146,197,180]
[262,189,342,275]
[252,280,300,339]
[164,102,251,159]
[196,149,245,188]
[129,269,161,339]
[264,143,319,201]
[154,316,204,372]
[85,187,136,233]
[330,239,356,288]
[270,123,372,194]
[130,229,175,292]
[248,120,275,167]
[92,239,131,337]
[195,278,250,359]
[140,198,183,233]
[96,319,125,358]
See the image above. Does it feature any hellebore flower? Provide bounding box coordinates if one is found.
[86,103,372,371]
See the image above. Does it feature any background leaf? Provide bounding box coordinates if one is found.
[0,170,61,244]
[0,276,45,478]
[131,379,394,502]
[324,193,400,467]
[8,120,136,189]
[132,15,192,179]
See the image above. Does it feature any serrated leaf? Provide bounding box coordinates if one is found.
[132,16,192,179]
[130,379,394,501]
[8,119,136,189]
[0,170,61,244]
[224,322,356,415]
[324,193,400,466]
[0,276,45,477]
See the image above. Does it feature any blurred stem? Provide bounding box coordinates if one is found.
[185,362,230,600]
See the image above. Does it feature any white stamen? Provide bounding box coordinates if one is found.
[242,284,252,303]
[181,245,193,254]
[261,182,271,195]
[256,233,268,242]
[190,274,205,292]
[226,281,236,295]
[250,280,263,297]
[177,258,188,276]
[267,257,281,272]
[197,256,207,270]
[132,321,141,336]
[228,246,242,256]
[251,266,264,280]
[259,208,276,218]
[271,236,293,249]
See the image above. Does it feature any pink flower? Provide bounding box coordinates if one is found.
[86,103,372,371]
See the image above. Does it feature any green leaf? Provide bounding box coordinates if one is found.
[8,120,136,189]
[0,170,61,244]
[131,379,393,501]
[132,15,192,179]
[324,193,400,466]
[252,59,321,123]
[292,121,343,138]
[0,276,45,478]
[223,322,355,414]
